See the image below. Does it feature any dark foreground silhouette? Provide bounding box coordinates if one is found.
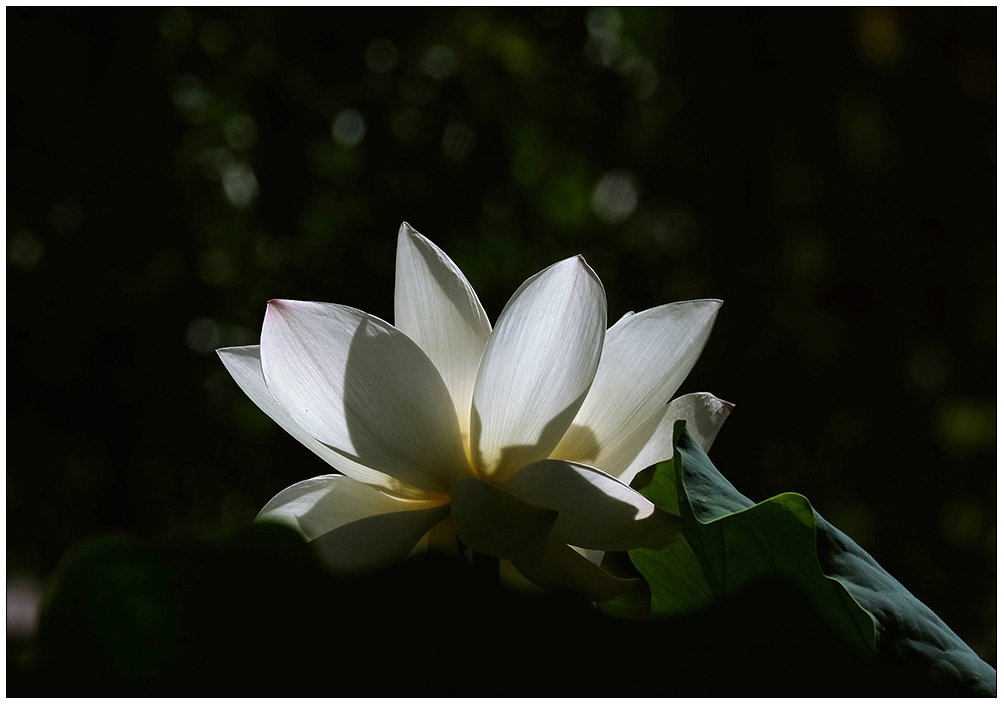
[10,522,987,696]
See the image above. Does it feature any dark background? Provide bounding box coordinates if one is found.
[8,7,996,688]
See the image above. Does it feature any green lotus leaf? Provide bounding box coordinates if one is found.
[629,421,996,697]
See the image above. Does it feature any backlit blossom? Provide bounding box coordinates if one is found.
[218,223,732,599]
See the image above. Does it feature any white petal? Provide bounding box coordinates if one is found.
[510,537,638,602]
[471,256,606,480]
[500,459,682,551]
[550,300,721,467]
[218,345,431,500]
[605,392,735,486]
[257,474,449,574]
[449,477,557,561]
[571,546,606,566]
[394,223,491,457]
[260,300,471,493]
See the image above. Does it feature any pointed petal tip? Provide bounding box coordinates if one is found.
[552,253,586,266]
[676,297,723,310]
[541,254,603,291]
[691,297,723,309]
[216,343,259,358]
[398,221,422,239]
[560,253,603,286]
[266,299,308,317]
[264,299,288,323]
[398,221,436,251]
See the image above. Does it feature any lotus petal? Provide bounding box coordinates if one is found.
[511,537,638,602]
[394,223,491,456]
[471,256,606,480]
[500,459,682,551]
[257,474,449,574]
[551,300,721,467]
[218,345,431,500]
[450,477,557,561]
[261,300,471,493]
[605,392,735,485]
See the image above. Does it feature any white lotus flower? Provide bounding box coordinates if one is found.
[218,223,733,600]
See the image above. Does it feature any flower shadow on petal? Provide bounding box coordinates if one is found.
[503,461,681,551]
[332,317,468,493]
[469,391,593,481]
[309,504,449,575]
[552,423,603,465]
[450,478,557,562]
[592,405,665,476]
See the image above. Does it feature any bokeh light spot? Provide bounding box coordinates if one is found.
[221,162,259,207]
[8,229,44,271]
[7,575,43,640]
[622,56,659,99]
[935,400,995,453]
[421,44,458,80]
[172,75,211,122]
[592,170,639,224]
[858,8,902,68]
[493,31,537,76]
[586,7,624,36]
[585,7,624,68]
[332,109,366,148]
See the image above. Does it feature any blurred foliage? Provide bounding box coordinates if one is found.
[7,6,995,681]
[11,523,973,696]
